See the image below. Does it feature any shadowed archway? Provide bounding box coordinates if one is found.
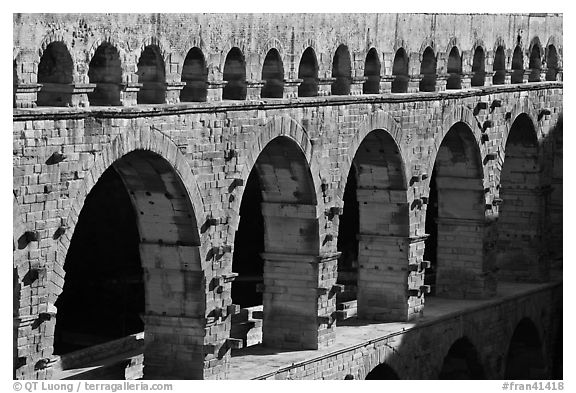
[439,337,485,379]
[505,318,548,379]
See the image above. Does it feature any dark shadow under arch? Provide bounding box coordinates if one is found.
[298,47,318,97]
[223,47,247,100]
[493,46,506,85]
[88,42,122,106]
[261,48,284,98]
[392,48,409,93]
[37,42,74,107]
[181,47,207,102]
[363,48,380,94]
[54,150,204,379]
[505,318,549,379]
[366,363,400,379]
[446,46,462,89]
[420,47,437,92]
[511,46,524,84]
[471,46,485,86]
[137,45,166,104]
[332,45,352,95]
[439,337,485,379]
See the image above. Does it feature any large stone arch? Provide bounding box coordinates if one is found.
[426,104,488,186]
[50,125,207,379]
[424,111,495,299]
[57,125,206,291]
[236,115,324,215]
[228,115,333,351]
[137,36,173,79]
[338,110,408,201]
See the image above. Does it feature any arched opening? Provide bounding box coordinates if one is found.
[344,130,409,320]
[471,46,485,87]
[496,114,541,282]
[332,45,352,95]
[391,48,409,93]
[37,41,74,107]
[505,318,548,379]
[446,46,462,89]
[493,46,506,85]
[54,167,144,355]
[546,45,559,81]
[365,363,400,379]
[439,337,485,379]
[230,136,320,350]
[261,48,284,98]
[511,46,524,84]
[363,48,380,94]
[424,123,487,298]
[419,47,437,92]
[54,150,204,379]
[223,47,246,100]
[180,47,207,102]
[230,170,265,347]
[336,164,359,319]
[136,45,166,104]
[529,44,542,82]
[298,47,319,97]
[88,42,122,106]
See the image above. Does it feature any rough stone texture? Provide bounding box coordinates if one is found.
[13,13,562,380]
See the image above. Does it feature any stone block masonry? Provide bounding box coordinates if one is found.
[13,13,562,380]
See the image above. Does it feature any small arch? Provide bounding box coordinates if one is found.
[391,47,409,93]
[419,46,437,92]
[332,44,352,95]
[88,42,122,106]
[363,48,380,94]
[261,48,284,98]
[446,46,462,89]
[223,47,247,100]
[180,47,208,102]
[545,45,559,81]
[439,337,485,379]
[493,46,506,85]
[298,47,319,97]
[505,318,548,379]
[471,46,485,87]
[529,44,542,82]
[365,363,400,379]
[37,41,74,107]
[136,44,166,104]
[511,46,524,84]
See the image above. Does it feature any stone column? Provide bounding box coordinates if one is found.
[139,242,208,379]
[380,75,394,93]
[461,72,472,89]
[246,80,265,100]
[165,81,186,104]
[283,79,302,99]
[483,71,495,87]
[14,83,42,108]
[206,81,227,102]
[435,74,448,92]
[435,217,497,299]
[261,252,337,350]
[120,82,142,106]
[355,188,416,321]
[318,77,336,96]
[408,74,422,93]
[350,76,367,95]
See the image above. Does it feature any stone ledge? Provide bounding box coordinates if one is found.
[13,81,563,121]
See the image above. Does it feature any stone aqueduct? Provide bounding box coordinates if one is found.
[13,13,562,380]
